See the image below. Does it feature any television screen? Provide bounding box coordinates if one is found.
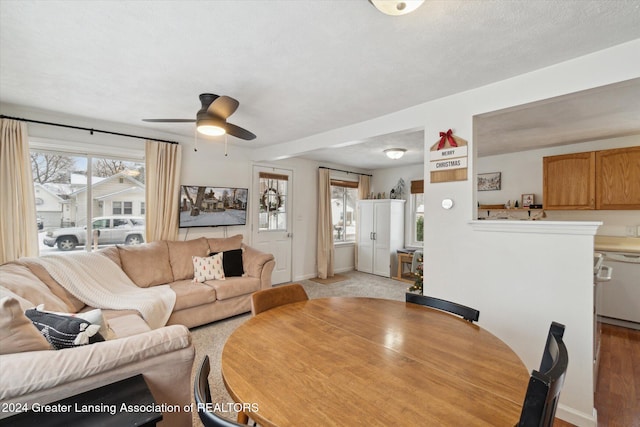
[179,185,248,228]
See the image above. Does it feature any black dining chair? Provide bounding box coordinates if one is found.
[517,321,569,427]
[194,356,245,427]
[406,293,480,323]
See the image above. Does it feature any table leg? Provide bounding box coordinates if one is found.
[237,411,249,424]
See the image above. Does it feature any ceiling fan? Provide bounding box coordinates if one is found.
[143,93,256,140]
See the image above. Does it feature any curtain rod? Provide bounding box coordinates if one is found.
[0,115,179,145]
[318,166,372,177]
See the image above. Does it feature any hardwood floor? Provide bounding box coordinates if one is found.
[555,323,640,427]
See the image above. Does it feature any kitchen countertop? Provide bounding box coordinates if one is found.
[595,236,640,254]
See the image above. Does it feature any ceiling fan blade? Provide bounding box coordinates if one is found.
[226,122,256,140]
[207,96,239,119]
[142,119,196,123]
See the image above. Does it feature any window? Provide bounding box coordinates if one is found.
[113,218,128,227]
[258,172,288,231]
[331,180,358,242]
[411,180,424,245]
[31,149,144,253]
[140,201,145,215]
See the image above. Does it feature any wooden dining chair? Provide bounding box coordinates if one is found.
[517,322,569,427]
[194,356,244,427]
[251,283,309,316]
[405,293,480,322]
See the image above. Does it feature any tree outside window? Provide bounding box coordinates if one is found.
[414,193,424,243]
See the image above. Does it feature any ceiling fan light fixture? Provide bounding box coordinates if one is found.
[197,117,226,136]
[369,0,425,16]
[384,148,407,159]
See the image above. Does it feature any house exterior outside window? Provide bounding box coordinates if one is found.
[330,179,358,243]
[30,149,145,253]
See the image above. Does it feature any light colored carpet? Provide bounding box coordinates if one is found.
[189,270,408,426]
[308,273,347,284]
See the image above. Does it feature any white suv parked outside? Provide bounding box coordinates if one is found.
[44,216,145,251]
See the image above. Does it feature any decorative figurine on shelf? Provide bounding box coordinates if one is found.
[394,178,406,200]
[407,253,423,294]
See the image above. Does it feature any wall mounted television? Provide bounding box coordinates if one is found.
[179,185,248,228]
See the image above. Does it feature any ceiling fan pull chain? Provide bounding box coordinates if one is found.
[194,127,198,152]
[225,134,228,157]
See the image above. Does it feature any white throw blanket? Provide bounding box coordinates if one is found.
[31,252,176,330]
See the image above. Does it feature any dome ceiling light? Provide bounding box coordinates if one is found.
[369,0,425,16]
[384,148,407,159]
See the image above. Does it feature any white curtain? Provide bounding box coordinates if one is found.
[145,140,182,242]
[0,119,38,263]
[317,168,334,279]
[355,175,371,269]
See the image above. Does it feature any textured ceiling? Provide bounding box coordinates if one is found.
[1,1,639,169]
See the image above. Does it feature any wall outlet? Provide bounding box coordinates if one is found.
[625,225,638,237]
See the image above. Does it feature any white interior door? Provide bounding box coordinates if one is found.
[252,166,293,285]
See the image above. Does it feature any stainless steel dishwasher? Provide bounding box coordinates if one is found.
[597,251,640,330]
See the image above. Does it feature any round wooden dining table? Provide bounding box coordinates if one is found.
[221,297,529,427]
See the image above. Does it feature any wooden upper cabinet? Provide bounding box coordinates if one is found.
[543,152,596,209]
[596,146,640,210]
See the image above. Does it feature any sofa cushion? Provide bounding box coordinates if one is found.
[25,308,103,350]
[0,263,70,312]
[167,237,210,281]
[96,246,122,268]
[208,276,261,300]
[0,286,34,311]
[207,234,243,253]
[169,279,217,311]
[118,241,174,287]
[17,260,86,312]
[192,254,225,283]
[0,297,52,354]
[105,313,151,338]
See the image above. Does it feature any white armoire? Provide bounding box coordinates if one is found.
[356,199,405,277]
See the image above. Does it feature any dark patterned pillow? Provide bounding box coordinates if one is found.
[209,248,244,277]
[24,309,104,350]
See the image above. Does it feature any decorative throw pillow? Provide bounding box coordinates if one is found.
[34,305,114,340]
[25,309,104,350]
[0,297,52,355]
[209,248,245,277]
[192,253,225,283]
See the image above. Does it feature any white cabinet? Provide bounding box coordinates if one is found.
[357,200,405,277]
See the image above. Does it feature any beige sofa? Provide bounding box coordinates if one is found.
[0,234,275,426]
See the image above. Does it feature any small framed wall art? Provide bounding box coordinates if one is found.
[521,193,535,208]
[477,172,501,191]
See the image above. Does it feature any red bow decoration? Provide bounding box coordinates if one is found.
[437,129,458,150]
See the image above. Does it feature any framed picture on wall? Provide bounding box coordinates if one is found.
[521,193,535,207]
[477,172,501,191]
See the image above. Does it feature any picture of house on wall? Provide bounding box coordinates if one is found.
[477,172,502,191]
[179,185,248,228]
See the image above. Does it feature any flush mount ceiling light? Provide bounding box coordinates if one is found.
[369,0,425,16]
[196,117,226,136]
[384,148,407,159]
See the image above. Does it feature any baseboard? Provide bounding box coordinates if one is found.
[294,268,355,282]
[556,404,597,427]
[598,315,640,330]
